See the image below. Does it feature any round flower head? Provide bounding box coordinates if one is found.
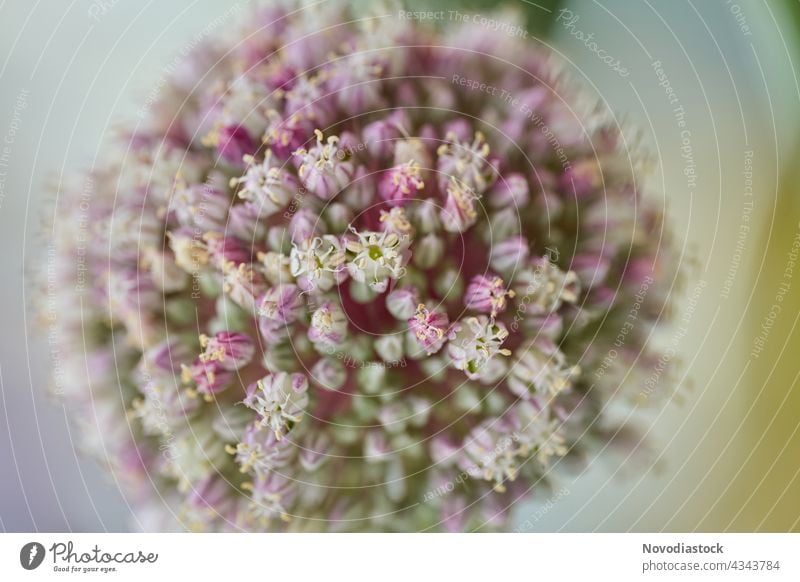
[43,1,675,532]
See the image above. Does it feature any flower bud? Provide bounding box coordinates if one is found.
[325,202,353,233]
[378,402,408,434]
[413,233,444,269]
[289,207,322,242]
[433,266,464,300]
[374,334,404,363]
[357,363,386,394]
[216,125,258,167]
[489,235,529,275]
[311,357,347,391]
[386,287,419,320]
[409,201,438,237]
[488,173,529,209]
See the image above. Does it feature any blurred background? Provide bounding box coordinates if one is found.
[0,0,798,531]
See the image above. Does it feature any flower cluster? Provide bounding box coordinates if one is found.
[44,0,673,532]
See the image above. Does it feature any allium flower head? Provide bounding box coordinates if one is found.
[43,0,674,532]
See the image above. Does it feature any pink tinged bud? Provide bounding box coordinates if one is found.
[293,130,354,200]
[489,235,529,275]
[430,436,460,466]
[108,268,161,314]
[440,177,480,233]
[436,131,494,194]
[447,316,511,380]
[409,303,452,355]
[204,233,252,269]
[310,357,346,391]
[199,331,255,371]
[284,75,334,126]
[258,315,289,344]
[532,188,564,223]
[378,160,425,206]
[257,284,303,326]
[232,151,298,216]
[488,206,522,240]
[488,173,529,209]
[465,274,515,316]
[299,433,329,472]
[182,358,233,397]
[378,402,408,434]
[527,312,564,339]
[308,300,348,350]
[187,475,234,512]
[222,262,268,311]
[393,80,418,108]
[342,166,375,210]
[328,54,386,113]
[288,207,322,242]
[216,125,258,166]
[172,184,230,232]
[374,334,404,363]
[336,131,362,155]
[228,202,267,241]
[243,372,309,440]
[386,287,419,320]
[571,253,611,287]
[362,112,407,158]
[143,339,193,375]
[364,430,390,463]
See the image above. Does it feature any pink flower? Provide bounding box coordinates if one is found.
[198,331,255,371]
[409,303,452,355]
[465,274,515,317]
